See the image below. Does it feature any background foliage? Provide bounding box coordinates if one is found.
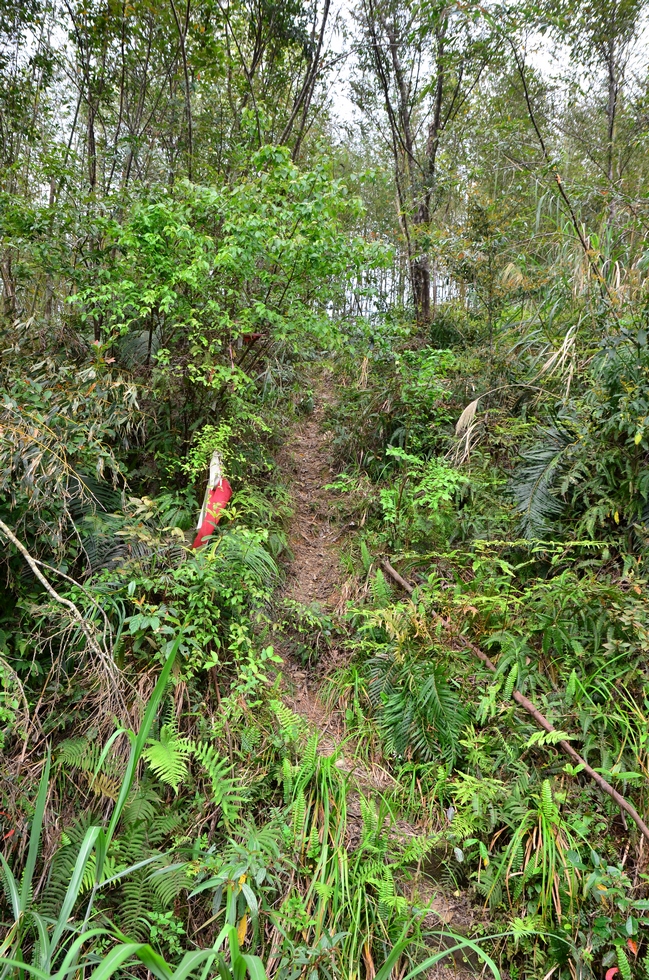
[3,1,649,979]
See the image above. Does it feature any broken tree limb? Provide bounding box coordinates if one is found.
[0,518,118,684]
[381,558,649,844]
[381,558,414,595]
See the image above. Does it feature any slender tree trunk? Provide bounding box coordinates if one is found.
[383,11,431,323]
[606,39,618,184]
[1,253,17,318]
[605,37,619,232]
[169,0,193,180]
[87,102,97,191]
[412,258,430,322]
[281,0,331,157]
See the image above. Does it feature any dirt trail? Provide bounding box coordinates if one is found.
[277,369,342,610]
[273,369,345,740]
[274,372,482,973]
[275,372,397,790]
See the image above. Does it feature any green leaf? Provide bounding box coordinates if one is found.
[87,943,172,980]
[106,631,182,846]
[50,825,102,952]
[21,750,51,912]
[0,854,20,921]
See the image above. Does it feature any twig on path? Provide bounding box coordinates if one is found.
[381,558,649,844]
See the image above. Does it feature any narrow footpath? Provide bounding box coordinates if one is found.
[277,369,342,610]
[274,369,344,742]
[273,370,484,975]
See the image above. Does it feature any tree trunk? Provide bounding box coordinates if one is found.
[87,102,97,192]
[412,257,430,324]
[1,253,17,318]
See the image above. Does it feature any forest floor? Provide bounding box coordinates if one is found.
[273,371,485,977]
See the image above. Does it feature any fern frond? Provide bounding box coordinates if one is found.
[293,733,318,793]
[282,757,294,803]
[292,789,307,842]
[149,864,191,907]
[214,531,278,586]
[86,771,121,801]
[370,568,392,607]
[307,822,321,859]
[40,815,96,918]
[360,796,379,846]
[270,700,308,746]
[56,735,125,789]
[143,723,192,793]
[121,872,156,940]
[56,737,98,770]
[123,789,160,827]
[370,655,466,765]
[192,742,246,820]
[240,726,261,752]
[147,813,184,844]
[511,425,577,536]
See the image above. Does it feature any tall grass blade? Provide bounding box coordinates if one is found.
[20,751,51,911]
[82,943,172,980]
[50,826,101,951]
[0,856,20,921]
[106,632,182,846]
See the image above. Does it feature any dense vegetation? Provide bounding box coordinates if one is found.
[2,1,649,978]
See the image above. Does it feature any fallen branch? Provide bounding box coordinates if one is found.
[0,518,118,684]
[381,559,413,595]
[381,558,649,844]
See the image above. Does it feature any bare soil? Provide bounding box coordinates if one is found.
[276,368,342,610]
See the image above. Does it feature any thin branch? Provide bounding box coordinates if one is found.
[214,0,262,146]
[509,42,621,317]
[281,0,331,151]
[0,519,118,683]
[169,0,193,179]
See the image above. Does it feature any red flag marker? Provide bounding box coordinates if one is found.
[192,452,232,548]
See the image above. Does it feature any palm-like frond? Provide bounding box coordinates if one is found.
[67,472,123,517]
[511,425,578,537]
[212,529,278,586]
[117,328,162,369]
[368,654,466,765]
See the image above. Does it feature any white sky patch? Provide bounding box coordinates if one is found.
[326,5,649,128]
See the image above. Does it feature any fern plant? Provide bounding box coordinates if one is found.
[368,652,467,765]
[143,721,193,793]
[192,742,247,822]
[511,423,579,536]
[138,719,245,819]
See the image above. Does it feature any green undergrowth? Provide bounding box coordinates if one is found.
[1,331,499,979]
[4,299,649,980]
[316,306,649,980]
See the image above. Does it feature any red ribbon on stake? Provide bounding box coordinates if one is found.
[192,451,232,549]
